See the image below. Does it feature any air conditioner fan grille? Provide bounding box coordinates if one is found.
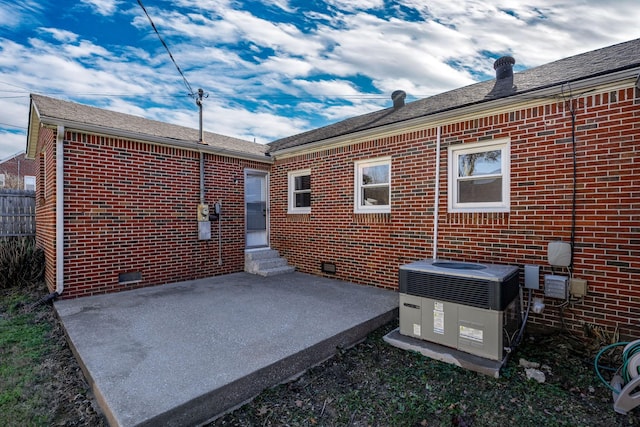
[399,269,519,310]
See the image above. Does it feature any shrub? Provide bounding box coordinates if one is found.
[0,237,45,289]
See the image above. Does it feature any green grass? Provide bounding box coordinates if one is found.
[0,288,54,426]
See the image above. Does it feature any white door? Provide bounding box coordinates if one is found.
[245,170,269,248]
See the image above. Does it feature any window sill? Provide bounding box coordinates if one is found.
[354,207,391,215]
[448,207,510,214]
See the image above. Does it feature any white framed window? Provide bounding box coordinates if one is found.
[0,173,5,187]
[24,176,36,191]
[288,169,311,213]
[354,157,391,213]
[448,139,510,213]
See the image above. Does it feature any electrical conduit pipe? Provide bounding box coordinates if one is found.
[432,126,441,260]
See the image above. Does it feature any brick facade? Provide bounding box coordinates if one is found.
[270,85,640,339]
[35,128,57,290]
[0,151,36,189]
[35,129,270,298]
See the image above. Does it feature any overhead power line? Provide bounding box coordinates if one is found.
[0,121,27,130]
[137,0,195,98]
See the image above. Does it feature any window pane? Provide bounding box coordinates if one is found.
[246,175,264,202]
[24,176,36,191]
[458,177,503,203]
[362,187,389,206]
[362,164,388,185]
[458,150,501,177]
[295,192,311,208]
[294,175,310,191]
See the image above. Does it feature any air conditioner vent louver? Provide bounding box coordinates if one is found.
[399,261,519,311]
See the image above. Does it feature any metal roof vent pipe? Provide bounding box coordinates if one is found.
[486,56,516,99]
[392,90,406,109]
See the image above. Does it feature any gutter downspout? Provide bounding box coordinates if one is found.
[55,125,64,296]
[432,126,442,261]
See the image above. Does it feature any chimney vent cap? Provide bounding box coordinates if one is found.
[493,56,516,70]
[391,90,406,108]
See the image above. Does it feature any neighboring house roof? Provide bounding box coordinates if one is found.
[0,151,27,164]
[0,151,36,176]
[269,38,640,153]
[27,94,270,162]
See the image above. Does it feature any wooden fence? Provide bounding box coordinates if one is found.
[0,189,36,237]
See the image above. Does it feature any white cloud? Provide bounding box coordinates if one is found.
[159,100,310,144]
[260,56,315,78]
[80,0,120,17]
[0,131,27,159]
[292,79,360,98]
[321,102,385,121]
[324,0,384,12]
[10,40,147,97]
[39,28,78,43]
[416,0,640,67]
[0,1,42,29]
[0,95,28,159]
[261,0,296,13]
[220,9,325,57]
[305,14,477,95]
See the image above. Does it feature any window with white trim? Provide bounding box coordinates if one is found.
[448,139,510,212]
[354,157,391,213]
[0,174,5,187]
[24,176,36,191]
[288,169,311,213]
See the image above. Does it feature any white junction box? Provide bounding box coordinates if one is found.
[570,278,588,297]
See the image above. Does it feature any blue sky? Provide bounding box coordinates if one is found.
[1,0,639,159]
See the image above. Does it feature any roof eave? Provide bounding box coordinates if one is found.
[35,116,272,163]
[25,100,42,160]
[270,66,640,158]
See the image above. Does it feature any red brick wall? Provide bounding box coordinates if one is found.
[270,85,640,339]
[35,129,269,298]
[35,128,57,293]
[0,152,37,189]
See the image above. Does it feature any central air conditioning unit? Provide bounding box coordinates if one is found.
[399,259,520,361]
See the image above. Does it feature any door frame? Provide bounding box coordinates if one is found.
[244,169,270,249]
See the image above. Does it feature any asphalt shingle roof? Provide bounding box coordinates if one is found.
[269,38,640,152]
[30,94,269,159]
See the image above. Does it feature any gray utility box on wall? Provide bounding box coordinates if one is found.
[399,260,520,361]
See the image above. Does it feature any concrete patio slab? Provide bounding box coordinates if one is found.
[54,272,398,427]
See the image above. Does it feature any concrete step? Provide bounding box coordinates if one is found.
[245,248,294,276]
[245,249,280,261]
[249,257,288,270]
[256,265,296,277]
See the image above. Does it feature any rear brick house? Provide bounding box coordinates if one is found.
[27,38,639,338]
[27,95,272,298]
[267,38,640,339]
[0,151,36,190]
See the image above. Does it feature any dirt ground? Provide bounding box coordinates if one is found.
[24,302,107,426]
